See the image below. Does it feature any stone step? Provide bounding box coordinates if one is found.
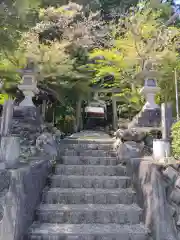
[61,156,118,165]
[27,223,149,240]
[42,188,136,204]
[37,203,143,224]
[50,175,131,189]
[61,139,115,144]
[60,143,114,151]
[55,165,126,176]
[61,149,117,157]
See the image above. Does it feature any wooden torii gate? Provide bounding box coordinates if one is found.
[76,87,121,131]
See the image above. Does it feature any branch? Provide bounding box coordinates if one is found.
[165,12,179,26]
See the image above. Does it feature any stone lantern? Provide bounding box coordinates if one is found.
[140,78,160,110]
[18,59,38,107]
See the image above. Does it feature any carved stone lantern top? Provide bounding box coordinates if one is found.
[18,59,38,92]
[140,77,160,95]
[18,58,39,107]
[144,78,157,87]
[140,77,160,110]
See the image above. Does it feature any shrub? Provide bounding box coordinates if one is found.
[171,121,180,158]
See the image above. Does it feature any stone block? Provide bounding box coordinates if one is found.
[0,136,20,168]
[170,188,180,205]
[175,177,180,189]
[168,204,176,217]
[0,159,51,240]
[0,169,10,192]
[163,166,178,183]
[176,214,180,226]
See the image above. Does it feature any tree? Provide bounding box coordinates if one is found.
[0,0,43,54]
[0,2,109,106]
[87,2,180,116]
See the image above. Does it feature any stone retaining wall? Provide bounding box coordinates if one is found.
[0,158,52,240]
[115,140,179,240]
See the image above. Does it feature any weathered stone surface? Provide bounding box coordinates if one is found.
[36,132,58,158]
[55,164,126,176]
[42,188,136,205]
[170,188,180,205]
[25,132,149,240]
[0,136,20,169]
[125,158,178,240]
[60,155,118,166]
[175,177,180,189]
[128,108,161,128]
[176,215,180,226]
[0,169,10,192]
[115,128,146,142]
[61,149,116,157]
[116,142,144,161]
[143,134,153,148]
[0,158,52,240]
[50,175,131,189]
[37,203,143,224]
[12,106,42,125]
[27,223,150,240]
[163,166,179,183]
[168,204,176,217]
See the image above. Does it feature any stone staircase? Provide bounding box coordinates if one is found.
[26,138,150,240]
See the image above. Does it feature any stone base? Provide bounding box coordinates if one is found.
[13,106,42,125]
[0,136,20,169]
[128,108,161,128]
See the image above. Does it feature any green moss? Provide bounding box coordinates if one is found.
[171,121,180,158]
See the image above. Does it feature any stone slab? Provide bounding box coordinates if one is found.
[42,188,136,204]
[55,164,126,176]
[0,159,52,240]
[26,223,150,240]
[60,156,118,166]
[37,203,143,224]
[50,175,131,189]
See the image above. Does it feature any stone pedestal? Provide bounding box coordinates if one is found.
[129,80,161,128]
[128,108,161,128]
[13,106,42,125]
[161,103,173,140]
[0,136,20,168]
[19,91,35,107]
[10,106,43,160]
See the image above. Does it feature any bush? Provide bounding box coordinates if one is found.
[171,121,180,158]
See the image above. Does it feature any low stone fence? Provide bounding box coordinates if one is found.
[115,139,178,240]
[0,158,52,240]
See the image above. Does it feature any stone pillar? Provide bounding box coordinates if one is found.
[112,96,118,130]
[0,100,20,168]
[0,100,14,137]
[42,100,46,121]
[0,136,20,168]
[76,97,82,132]
[161,102,173,140]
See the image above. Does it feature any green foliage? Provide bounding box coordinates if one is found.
[88,1,180,119]
[55,104,76,134]
[116,87,145,119]
[0,94,9,105]
[1,0,180,127]
[172,121,180,158]
[0,0,41,52]
[100,0,138,13]
[35,2,107,49]
[0,3,99,100]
